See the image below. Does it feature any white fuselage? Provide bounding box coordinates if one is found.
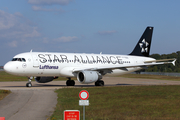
[4,52,155,77]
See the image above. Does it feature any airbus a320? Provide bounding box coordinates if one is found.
[4,27,176,87]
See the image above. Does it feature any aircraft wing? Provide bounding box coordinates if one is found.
[72,58,176,72]
[144,58,176,65]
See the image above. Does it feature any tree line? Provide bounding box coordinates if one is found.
[143,51,180,73]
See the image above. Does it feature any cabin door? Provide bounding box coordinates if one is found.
[31,54,39,67]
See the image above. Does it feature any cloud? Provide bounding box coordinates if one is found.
[54,36,78,42]
[0,10,16,30]
[23,27,41,38]
[0,10,41,47]
[32,6,65,13]
[14,12,23,17]
[28,0,73,5]
[8,41,17,47]
[29,0,72,12]
[32,6,50,11]
[97,30,117,35]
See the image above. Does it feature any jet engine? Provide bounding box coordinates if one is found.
[77,71,102,84]
[35,77,58,83]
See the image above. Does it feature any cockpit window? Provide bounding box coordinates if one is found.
[22,58,26,62]
[12,58,18,61]
[12,58,26,62]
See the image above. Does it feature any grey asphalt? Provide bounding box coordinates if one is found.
[0,89,57,120]
[1,77,180,120]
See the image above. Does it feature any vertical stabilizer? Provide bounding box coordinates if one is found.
[129,27,153,57]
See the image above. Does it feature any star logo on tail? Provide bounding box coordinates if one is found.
[139,39,149,53]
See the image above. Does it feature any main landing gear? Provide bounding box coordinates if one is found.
[95,80,104,86]
[26,76,33,87]
[66,78,75,86]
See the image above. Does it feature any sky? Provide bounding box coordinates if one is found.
[0,0,180,65]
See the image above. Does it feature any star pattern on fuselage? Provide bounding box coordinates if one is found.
[139,39,149,53]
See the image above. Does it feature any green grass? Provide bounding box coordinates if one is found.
[0,71,27,81]
[51,86,180,120]
[0,90,11,101]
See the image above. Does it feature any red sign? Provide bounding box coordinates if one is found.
[0,117,5,120]
[79,90,89,100]
[64,110,80,120]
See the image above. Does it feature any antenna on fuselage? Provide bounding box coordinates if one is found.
[30,49,33,52]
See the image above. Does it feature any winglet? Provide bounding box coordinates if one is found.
[172,59,176,66]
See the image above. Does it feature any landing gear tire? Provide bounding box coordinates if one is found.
[66,80,75,86]
[95,80,104,86]
[26,83,32,87]
[26,76,33,87]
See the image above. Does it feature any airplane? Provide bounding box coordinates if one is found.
[4,26,176,87]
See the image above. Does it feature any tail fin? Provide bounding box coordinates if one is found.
[129,26,153,57]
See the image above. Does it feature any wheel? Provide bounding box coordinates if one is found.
[99,80,104,86]
[66,80,75,86]
[26,83,32,87]
[95,80,104,86]
[71,80,75,86]
[95,81,99,86]
[66,80,70,86]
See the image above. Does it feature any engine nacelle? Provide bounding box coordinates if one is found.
[35,77,58,83]
[77,71,102,84]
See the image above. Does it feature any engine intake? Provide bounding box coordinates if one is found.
[77,71,102,84]
[35,77,58,83]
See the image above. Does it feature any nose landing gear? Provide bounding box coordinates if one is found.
[26,76,33,87]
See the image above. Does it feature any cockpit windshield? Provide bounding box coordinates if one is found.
[12,58,26,62]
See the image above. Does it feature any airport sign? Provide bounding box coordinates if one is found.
[79,90,89,100]
[79,100,89,106]
[64,110,80,120]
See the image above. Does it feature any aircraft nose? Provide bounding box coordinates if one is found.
[4,62,14,74]
[4,62,11,73]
